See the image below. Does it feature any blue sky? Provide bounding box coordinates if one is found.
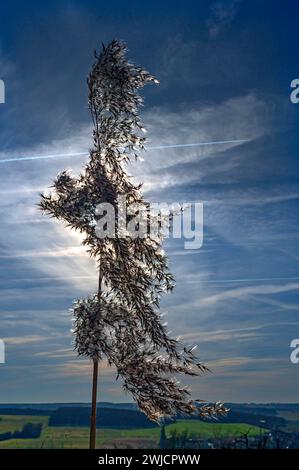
[0,0,299,403]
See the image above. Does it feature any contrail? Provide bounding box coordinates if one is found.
[0,138,249,164]
[195,276,299,284]
[148,139,248,150]
[0,151,88,164]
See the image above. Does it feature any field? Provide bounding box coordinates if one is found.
[0,415,265,449]
[0,415,49,433]
[275,410,299,431]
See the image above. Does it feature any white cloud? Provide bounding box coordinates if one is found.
[50,360,115,379]
[4,335,47,345]
[0,93,269,294]
[200,282,299,307]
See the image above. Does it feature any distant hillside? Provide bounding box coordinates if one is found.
[48,405,286,430]
[219,410,285,429]
[0,402,298,412]
[48,407,158,428]
[0,408,50,416]
[0,402,298,430]
[0,402,136,412]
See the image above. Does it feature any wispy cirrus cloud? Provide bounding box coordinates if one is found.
[4,335,49,346]
[0,93,269,299]
[0,2,298,404]
[207,0,242,38]
[50,360,115,379]
[200,282,299,307]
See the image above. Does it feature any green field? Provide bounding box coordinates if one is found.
[0,415,49,433]
[0,415,266,449]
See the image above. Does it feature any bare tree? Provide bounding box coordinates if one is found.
[39,39,227,449]
[235,428,253,449]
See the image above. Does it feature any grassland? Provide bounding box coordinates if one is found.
[0,415,49,433]
[0,415,266,449]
